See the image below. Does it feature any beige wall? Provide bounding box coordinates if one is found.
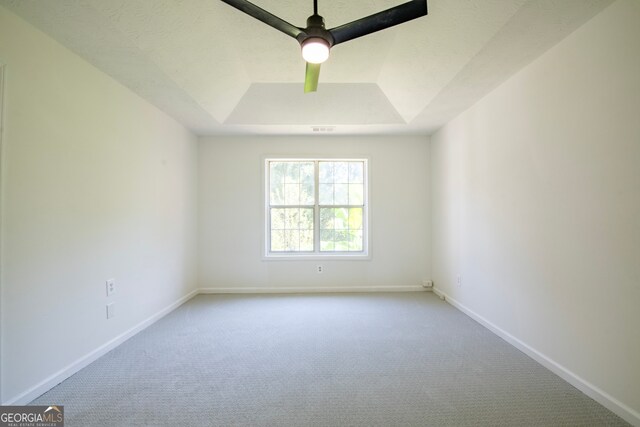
[198,136,430,292]
[430,0,640,423]
[0,6,198,403]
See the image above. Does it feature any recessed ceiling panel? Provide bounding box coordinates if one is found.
[225,83,404,125]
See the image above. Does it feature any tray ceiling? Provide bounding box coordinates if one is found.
[0,0,613,135]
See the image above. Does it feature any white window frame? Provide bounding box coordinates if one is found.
[263,157,370,260]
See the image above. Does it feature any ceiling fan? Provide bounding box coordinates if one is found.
[220,0,428,92]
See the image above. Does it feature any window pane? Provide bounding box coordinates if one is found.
[319,183,333,205]
[319,161,364,207]
[319,207,364,252]
[300,162,314,184]
[270,182,284,205]
[334,184,348,205]
[348,208,363,230]
[334,208,348,229]
[285,162,299,183]
[271,230,285,251]
[348,183,363,205]
[271,208,314,252]
[271,208,285,230]
[349,230,363,251]
[320,208,334,230]
[271,161,315,206]
[335,230,349,251]
[334,162,349,182]
[285,230,300,251]
[349,162,363,183]
[284,208,299,229]
[300,230,314,251]
[300,183,314,205]
[269,162,286,205]
[270,162,285,184]
[284,183,300,205]
[300,208,314,230]
[320,229,334,251]
[320,208,335,252]
[319,162,333,183]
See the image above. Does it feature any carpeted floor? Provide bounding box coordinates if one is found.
[31,292,628,426]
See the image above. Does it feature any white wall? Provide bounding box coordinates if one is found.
[430,0,640,423]
[198,136,430,292]
[0,6,198,403]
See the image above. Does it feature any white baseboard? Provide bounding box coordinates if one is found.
[433,287,640,427]
[3,289,199,405]
[198,285,426,294]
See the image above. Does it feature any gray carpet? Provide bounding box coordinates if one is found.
[31,292,628,426]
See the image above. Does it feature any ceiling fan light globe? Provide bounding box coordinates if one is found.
[301,38,330,64]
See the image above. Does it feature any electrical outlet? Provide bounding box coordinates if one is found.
[422,280,433,289]
[457,275,462,288]
[317,265,323,274]
[106,279,116,296]
[106,303,115,319]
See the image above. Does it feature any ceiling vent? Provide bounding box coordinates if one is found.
[312,126,335,132]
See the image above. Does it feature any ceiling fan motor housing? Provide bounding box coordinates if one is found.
[298,14,335,48]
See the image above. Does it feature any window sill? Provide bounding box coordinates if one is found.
[262,253,371,261]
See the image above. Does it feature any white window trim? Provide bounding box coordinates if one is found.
[262,156,371,260]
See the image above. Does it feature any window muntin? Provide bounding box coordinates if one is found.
[266,159,367,256]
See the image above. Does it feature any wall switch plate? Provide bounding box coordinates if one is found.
[106,303,115,319]
[317,265,323,274]
[457,275,462,288]
[106,279,115,296]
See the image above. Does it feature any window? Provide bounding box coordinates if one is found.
[266,159,368,257]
